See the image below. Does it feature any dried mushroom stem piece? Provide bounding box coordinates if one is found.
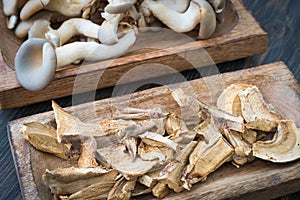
[123,137,138,161]
[222,128,253,166]
[183,117,234,188]
[113,106,168,121]
[20,122,79,160]
[42,167,118,195]
[158,141,198,193]
[217,83,253,116]
[144,0,201,33]
[239,86,283,132]
[107,177,136,200]
[29,18,101,47]
[253,120,300,163]
[15,29,136,91]
[78,137,98,168]
[60,181,115,200]
[152,182,171,199]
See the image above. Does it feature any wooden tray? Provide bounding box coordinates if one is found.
[8,61,300,200]
[0,0,268,109]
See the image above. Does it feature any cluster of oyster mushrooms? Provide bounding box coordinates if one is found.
[21,83,300,199]
[2,0,226,91]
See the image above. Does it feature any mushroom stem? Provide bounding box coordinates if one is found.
[193,0,217,39]
[14,29,136,91]
[56,29,136,67]
[20,0,51,20]
[105,0,137,14]
[145,0,201,33]
[98,13,125,45]
[158,0,191,13]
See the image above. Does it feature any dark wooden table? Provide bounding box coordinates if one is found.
[0,0,299,199]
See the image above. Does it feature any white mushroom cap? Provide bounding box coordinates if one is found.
[145,0,201,33]
[15,38,57,91]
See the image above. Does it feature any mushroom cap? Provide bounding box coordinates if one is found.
[105,2,134,14]
[15,38,57,91]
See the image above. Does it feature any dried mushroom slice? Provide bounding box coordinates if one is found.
[96,144,158,179]
[139,131,179,152]
[158,141,198,193]
[52,101,103,142]
[21,122,78,160]
[184,118,234,187]
[253,120,300,163]
[61,181,115,200]
[217,83,253,116]
[138,142,166,163]
[171,89,245,133]
[239,86,283,132]
[42,167,118,195]
[107,177,136,200]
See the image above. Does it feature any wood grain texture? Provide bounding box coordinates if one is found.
[0,0,299,200]
[7,62,300,200]
[0,0,268,109]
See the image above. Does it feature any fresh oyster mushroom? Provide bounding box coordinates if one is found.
[193,0,217,39]
[14,29,136,91]
[20,0,94,20]
[2,0,27,29]
[105,0,137,14]
[14,10,69,38]
[144,0,201,33]
[253,120,300,163]
[29,18,101,47]
[239,86,283,132]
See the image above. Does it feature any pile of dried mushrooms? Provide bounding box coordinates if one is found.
[21,83,300,199]
[2,0,227,91]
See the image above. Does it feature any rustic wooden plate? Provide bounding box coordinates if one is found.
[8,62,300,200]
[0,0,268,109]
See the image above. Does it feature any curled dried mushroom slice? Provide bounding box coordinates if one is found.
[239,86,283,132]
[253,120,300,163]
[217,83,253,116]
[107,177,136,200]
